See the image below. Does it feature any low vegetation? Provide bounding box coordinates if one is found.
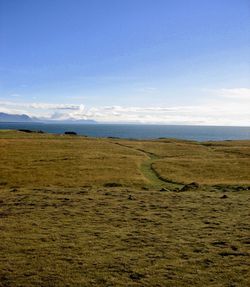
[0,130,249,286]
[0,131,147,188]
[117,138,250,186]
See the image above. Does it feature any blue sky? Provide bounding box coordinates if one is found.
[0,0,250,124]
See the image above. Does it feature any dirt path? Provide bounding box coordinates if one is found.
[112,141,181,189]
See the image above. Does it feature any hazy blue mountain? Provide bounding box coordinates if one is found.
[0,112,33,122]
[0,113,97,124]
[42,119,97,124]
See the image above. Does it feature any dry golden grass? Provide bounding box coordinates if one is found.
[117,138,250,185]
[119,138,214,158]
[0,131,147,188]
[153,157,250,185]
[1,131,250,187]
[0,186,249,287]
[0,130,250,286]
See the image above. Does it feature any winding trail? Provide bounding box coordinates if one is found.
[112,141,181,188]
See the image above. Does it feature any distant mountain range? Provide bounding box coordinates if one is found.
[0,112,97,124]
[0,112,33,122]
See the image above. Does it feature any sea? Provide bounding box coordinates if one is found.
[1,122,250,141]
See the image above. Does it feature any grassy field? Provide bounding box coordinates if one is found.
[0,131,148,188]
[0,130,249,286]
[116,138,250,186]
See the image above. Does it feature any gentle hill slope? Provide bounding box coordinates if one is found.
[0,130,249,287]
[1,130,249,189]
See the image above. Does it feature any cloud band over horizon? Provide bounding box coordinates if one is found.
[1,88,250,126]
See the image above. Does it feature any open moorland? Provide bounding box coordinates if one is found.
[0,130,249,286]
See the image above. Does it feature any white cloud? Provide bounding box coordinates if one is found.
[1,88,250,125]
[216,88,250,101]
[0,101,79,110]
[27,103,80,110]
[0,106,26,115]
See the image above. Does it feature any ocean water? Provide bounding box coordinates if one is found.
[0,122,250,141]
